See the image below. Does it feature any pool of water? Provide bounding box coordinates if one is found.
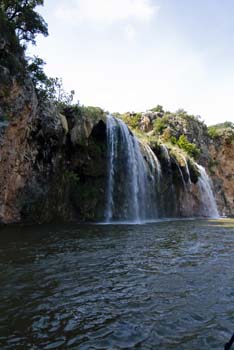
[0,219,234,349]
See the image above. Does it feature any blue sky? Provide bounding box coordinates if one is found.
[29,0,234,125]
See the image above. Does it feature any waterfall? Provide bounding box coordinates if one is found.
[105,115,219,222]
[160,144,177,216]
[105,115,160,222]
[105,116,118,222]
[196,164,220,218]
[181,155,191,184]
[161,144,171,164]
[174,158,186,189]
[142,143,161,188]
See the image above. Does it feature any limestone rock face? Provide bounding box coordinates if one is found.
[140,111,163,132]
[140,114,151,132]
[208,130,234,216]
[0,75,38,222]
[0,74,107,223]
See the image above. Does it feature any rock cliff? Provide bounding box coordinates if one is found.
[0,70,234,223]
[208,129,234,216]
[1,2,233,224]
[0,69,107,223]
[0,38,233,222]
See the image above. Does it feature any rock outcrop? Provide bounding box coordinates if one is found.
[124,110,234,217]
[0,69,107,223]
[0,77,38,223]
[208,129,234,216]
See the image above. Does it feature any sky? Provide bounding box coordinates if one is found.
[29,0,234,125]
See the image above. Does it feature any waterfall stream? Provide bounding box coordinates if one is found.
[196,164,220,218]
[181,155,192,184]
[105,115,219,222]
[105,116,160,222]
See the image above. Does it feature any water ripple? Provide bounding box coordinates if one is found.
[0,219,234,349]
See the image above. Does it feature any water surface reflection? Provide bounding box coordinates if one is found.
[0,219,234,349]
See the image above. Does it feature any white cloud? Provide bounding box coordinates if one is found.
[124,24,136,41]
[56,0,159,24]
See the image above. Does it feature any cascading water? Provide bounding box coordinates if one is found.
[160,144,177,216]
[181,155,191,184]
[141,143,161,189]
[105,116,118,222]
[105,115,219,222]
[196,164,219,218]
[105,115,160,222]
[174,158,186,189]
[161,144,171,164]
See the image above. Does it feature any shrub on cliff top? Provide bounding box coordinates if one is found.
[27,56,75,105]
[121,113,141,129]
[208,126,221,139]
[177,134,200,159]
[62,104,105,122]
[213,121,234,129]
[208,121,234,139]
[81,106,105,120]
[176,109,204,124]
[153,115,168,134]
[150,105,164,113]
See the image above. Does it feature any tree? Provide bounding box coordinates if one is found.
[27,55,48,88]
[153,115,168,134]
[150,105,164,113]
[27,56,75,104]
[176,108,187,115]
[0,0,48,44]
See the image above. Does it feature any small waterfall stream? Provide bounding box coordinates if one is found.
[105,116,118,222]
[196,164,219,218]
[181,155,191,184]
[105,115,219,222]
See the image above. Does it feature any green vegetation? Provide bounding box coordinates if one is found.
[26,56,74,105]
[62,105,106,122]
[27,56,75,104]
[213,121,234,129]
[0,7,25,77]
[161,128,171,142]
[1,0,231,153]
[1,0,48,45]
[170,136,177,145]
[150,105,164,113]
[0,0,48,77]
[177,135,200,159]
[121,113,141,129]
[81,106,105,120]
[0,0,76,107]
[153,115,168,134]
[207,126,220,139]
[175,109,203,123]
[208,122,234,139]
[64,170,80,184]
[117,105,204,159]
[175,108,187,116]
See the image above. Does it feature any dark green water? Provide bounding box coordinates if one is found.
[0,219,234,350]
